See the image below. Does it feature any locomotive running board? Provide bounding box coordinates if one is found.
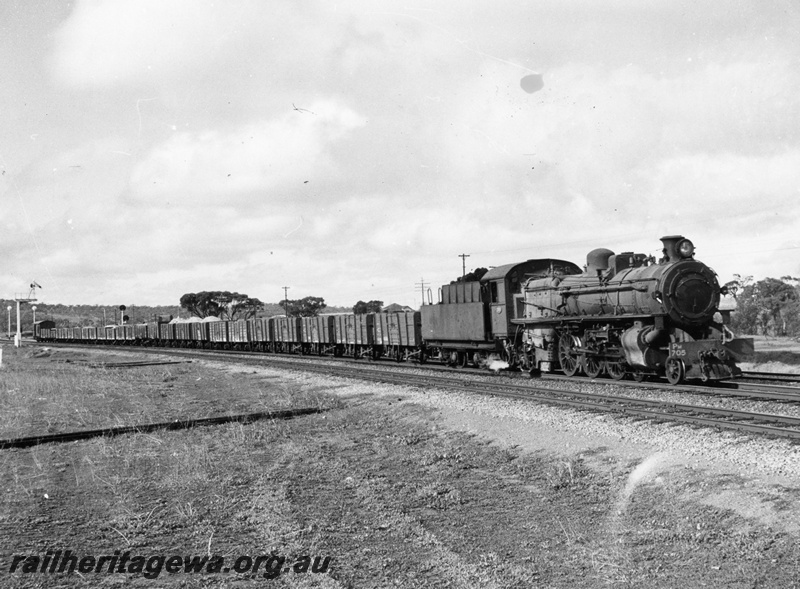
[511,314,665,326]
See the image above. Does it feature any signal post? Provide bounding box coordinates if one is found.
[13,282,41,347]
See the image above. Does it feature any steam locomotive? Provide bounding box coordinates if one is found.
[422,235,753,383]
[37,235,752,384]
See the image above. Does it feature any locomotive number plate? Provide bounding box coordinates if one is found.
[668,342,687,357]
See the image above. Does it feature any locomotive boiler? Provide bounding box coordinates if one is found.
[518,236,753,384]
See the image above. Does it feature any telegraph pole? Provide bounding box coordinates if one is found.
[282,286,290,317]
[458,253,470,278]
[414,278,428,306]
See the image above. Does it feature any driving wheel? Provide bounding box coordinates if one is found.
[606,360,626,381]
[665,357,685,385]
[558,334,581,377]
[583,354,604,379]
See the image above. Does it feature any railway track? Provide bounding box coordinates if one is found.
[741,370,800,384]
[41,342,800,395]
[37,342,800,442]
[540,373,800,403]
[65,343,800,401]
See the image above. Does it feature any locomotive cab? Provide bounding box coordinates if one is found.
[481,259,584,339]
[420,258,581,368]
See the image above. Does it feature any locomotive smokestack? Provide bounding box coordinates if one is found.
[659,235,684,263]
[660,235,695,262]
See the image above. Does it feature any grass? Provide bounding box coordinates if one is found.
[0,346,331,440]
[0,345,798,587]
[741,336,800,374]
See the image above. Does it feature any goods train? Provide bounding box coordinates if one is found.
[36,235,753,385]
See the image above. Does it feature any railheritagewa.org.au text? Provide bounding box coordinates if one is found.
[8,550,331,580]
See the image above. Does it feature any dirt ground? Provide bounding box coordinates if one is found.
[0,343,799,588]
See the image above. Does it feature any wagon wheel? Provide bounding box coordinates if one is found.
[631,368,646,382]
[395,346,403,363]
[606,359,626,381]
[665,357,685,385]
[558,334,581,377]
[446,350,459,367]
[583,354,604,379]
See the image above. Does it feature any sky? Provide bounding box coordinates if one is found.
[1,0,799,309]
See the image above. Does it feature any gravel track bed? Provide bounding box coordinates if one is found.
[220,361,800,482]
[536,378,800,420]
[55,346,800,420]
[263,356,800,420]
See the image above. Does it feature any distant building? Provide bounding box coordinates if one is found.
[381,303,416,313]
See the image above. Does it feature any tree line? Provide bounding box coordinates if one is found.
[727,276,800,337]
[178,292,386,319]
[12,292,385,328]
[1,301,184,332]
[179,291,332,319]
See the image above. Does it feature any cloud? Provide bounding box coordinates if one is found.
[130,101,367,203]
[51,0,355,92]
[52,0,238,86]
[647,150,800,229]
[440,57,799,216]
[10,0,798,306]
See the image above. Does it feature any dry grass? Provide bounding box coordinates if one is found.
[0,346,330,440]
[743,336,800,373]
[0,346,798,587]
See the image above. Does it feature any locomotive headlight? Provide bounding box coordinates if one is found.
[677,239,695,258]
